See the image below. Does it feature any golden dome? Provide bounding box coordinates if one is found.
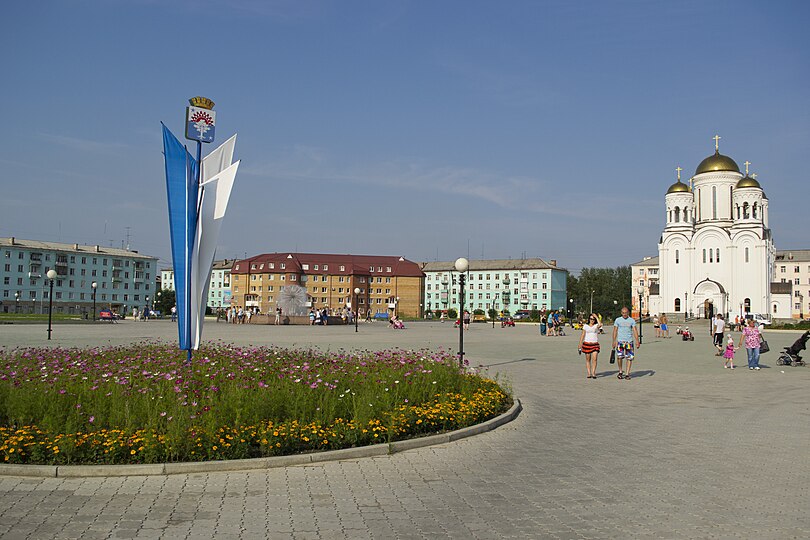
[666,180,690,194]
[736,175,761,189]
[695,151,740,175]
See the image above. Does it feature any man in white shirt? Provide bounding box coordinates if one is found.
[713,314,726,355]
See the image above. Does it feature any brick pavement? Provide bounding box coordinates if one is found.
[1,320,809,539]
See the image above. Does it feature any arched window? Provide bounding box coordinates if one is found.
[745,247,749,263]
[736,204,740,219]
[668,210,672,223]
[684,207,689,222]
[744,297,751,313]
[712,186,717,219]
[716,248,720,263]
[703,249,707,263]
[675,298,681,312]
[753,203,758,219]
[743,202,750,219]
[675,249,680,264]
[709,249,713,263]
[674,207,680,222]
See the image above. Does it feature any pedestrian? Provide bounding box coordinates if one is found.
[171,305,177,323]
[275,306,281,325]
[713,314,726,355]
[366,309,373,323]
[738,318,762,370]
[132,306,139,321]
[722,335,736,369]
[579,313,602,379]
[612,306,641,380]
[322,308,329,325]
[309,309,315,325]
[660,314,669,338]
[547,311,556,336]
[463,310,471,330]
[653,314,660,338]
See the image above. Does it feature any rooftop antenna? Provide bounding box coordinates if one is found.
[125,226,131,251]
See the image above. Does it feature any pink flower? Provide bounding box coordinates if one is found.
[88,416,95,423]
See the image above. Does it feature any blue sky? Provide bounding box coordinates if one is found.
[1,0,808,273]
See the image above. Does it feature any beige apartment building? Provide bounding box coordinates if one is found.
[230,253,424,318]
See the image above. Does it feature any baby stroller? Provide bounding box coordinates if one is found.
[501,317,515,328]
[389,317,406,329]
[777,330,808,367]
[681,327,694,341]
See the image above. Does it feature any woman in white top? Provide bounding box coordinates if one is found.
[578,313,602,379]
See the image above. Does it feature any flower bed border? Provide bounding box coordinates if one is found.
[0,399,521,478]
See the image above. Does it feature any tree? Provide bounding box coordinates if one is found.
[154,289,176,315]
[567,266,632,319]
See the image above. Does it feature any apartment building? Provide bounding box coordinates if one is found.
[161,259,233,309]
[421,258,568,315]
[0,237,158,316]
[230,253,424,318]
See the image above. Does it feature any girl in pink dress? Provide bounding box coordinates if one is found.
[722,335,736,369]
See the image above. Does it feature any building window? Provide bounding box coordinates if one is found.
[675,250,679,264]
[716,249,720,263]
[712,186,717,219]
[703,249,707,263]
[675,298,681,312]
[745,247,749,263]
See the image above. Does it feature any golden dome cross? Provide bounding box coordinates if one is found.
[676,166,682,181]
[712,134,721,152]
[744,161,751,175]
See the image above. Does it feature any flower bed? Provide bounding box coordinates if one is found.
[0,344,511,465]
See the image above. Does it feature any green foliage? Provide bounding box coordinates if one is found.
[567,266,632,319]
[487,308,497,319]
[473,309,485,315]
[447,308,458,319]
[154,289,176,315]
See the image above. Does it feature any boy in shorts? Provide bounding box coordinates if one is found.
[613,306,641,380]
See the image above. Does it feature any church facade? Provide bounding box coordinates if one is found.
[647,137,783,322]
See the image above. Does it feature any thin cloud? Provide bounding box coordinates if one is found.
[38,133,130,154]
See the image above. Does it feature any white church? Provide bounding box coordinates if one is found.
[645,136,790,322]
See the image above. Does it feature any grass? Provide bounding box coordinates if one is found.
[0,343,511,465]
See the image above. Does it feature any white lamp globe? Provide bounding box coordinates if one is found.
[454,257,469,273]
[46,269,57,280]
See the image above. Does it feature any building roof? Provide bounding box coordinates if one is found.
[630,256,659,267]
[775,250,810,263]
[161,259,234,274]
[771,282,792,295]
[695,151,740,175]
[230,253,424,277]
[0,237,157,260]
[421,258,564,273]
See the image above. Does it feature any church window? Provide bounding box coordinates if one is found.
[668,210,672,223]
[716,248,720,263]
[675,250,679,264]
[744,298,751,313]
[709,249,713,263]
[743,202,750,219]
[736,205,740,219]
[712,186,717,219]
[674,207,680,223]
[752,203,758,219]
[745,248,749,263]
[674,298,681,312]
[684,207,689,222]
[703,249,707,263]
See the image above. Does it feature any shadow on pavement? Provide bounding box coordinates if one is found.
[596,369,656,379]
[482,357,537,367]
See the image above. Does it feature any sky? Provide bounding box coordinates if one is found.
[1,0,808,274]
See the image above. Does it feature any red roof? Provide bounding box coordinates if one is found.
[230,253,424,277]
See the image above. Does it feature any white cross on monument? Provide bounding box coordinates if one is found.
[713,134,721,152]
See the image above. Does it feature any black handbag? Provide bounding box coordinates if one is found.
[609,349,616,364]
[759,339,770,354]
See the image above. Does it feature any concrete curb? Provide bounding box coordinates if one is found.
[1,399,521,478]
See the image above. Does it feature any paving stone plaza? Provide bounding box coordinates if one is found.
[1,320,809,539]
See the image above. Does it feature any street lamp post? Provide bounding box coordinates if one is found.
[492,293,498,328]
[569,298,574,325]
[800,293,804,320]
[46,270,57,340]
[145,296,150,321]
[590,289,595,314]
[15,291,20,314]
[354,287,360,333]
[455,257,469,367]
[636,286,644,344]
[91,281,97,321]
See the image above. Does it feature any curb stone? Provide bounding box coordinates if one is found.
[0,399,521,478]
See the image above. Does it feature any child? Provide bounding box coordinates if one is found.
[723,335,736,369]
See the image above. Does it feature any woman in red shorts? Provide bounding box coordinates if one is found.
[578,313,602,379]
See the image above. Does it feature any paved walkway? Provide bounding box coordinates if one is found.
[1,321,809,539]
